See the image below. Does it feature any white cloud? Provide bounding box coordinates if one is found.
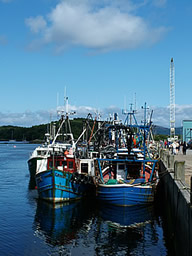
[25,0,168,52]
[1,104,192,128]
[25,16,47,34]
[150,104,192,128]
[0,111,50,127]
[57,104,97,116]
[152,0,167,7]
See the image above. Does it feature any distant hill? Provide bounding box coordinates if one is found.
[153,125,182,136]
[0,120,183,142]
[0,118,90,143]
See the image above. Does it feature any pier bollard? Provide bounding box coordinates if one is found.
[163,151,167,165]
[169,155,175,170]
[163,151,170,168]
[165,152,169,168]
[160,149,163,159]
[174,161,185,181]
[167,154,170,168]
[191,177,192,205]
[164,152,167,167]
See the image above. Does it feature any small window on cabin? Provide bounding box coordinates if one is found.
[68,161,73,169]
[63,161,67,168]
[37,151,41,156]
[119,164,125,170]
[81,163,88,173]
[56,161,61,167]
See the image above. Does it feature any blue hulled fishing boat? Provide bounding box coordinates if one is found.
[96,157,158,206]
[35,96,87,203]
[36,153,86,203]
[95,103,159,206]
[35,96,97,203]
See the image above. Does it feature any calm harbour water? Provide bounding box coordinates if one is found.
[0,144,174,256]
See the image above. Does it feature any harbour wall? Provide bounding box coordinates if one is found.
[158,149,192,256]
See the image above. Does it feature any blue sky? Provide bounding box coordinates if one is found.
[0,0,192,127]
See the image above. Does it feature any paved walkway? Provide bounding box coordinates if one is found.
[174,148,192,187]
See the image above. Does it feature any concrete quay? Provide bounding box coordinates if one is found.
[175,151,192,187]
[159,148,192,256]
[160,147,192,188]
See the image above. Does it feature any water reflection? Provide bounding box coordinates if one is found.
[99,203,154,228]
[33,199,93,246]
[33,198,166,255]
[0,144,171,256]
[95,203,156,255]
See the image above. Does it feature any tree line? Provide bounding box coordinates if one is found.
[0,118,176,143]
[0,118,87,143]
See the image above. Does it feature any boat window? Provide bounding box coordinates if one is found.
[118,164,125,170]
[81,163,88,173]
[37,151,41,156]
[62,161,67,168]
[68,161,73,169]
[56,161,61,167]
[92,153,97,158]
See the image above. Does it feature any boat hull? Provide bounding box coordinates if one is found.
[28,157,45,185]
[97,183,156,206]
[28,157,38,181]
[36,169,86,203]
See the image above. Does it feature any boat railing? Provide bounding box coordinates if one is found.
[96,157,158,183]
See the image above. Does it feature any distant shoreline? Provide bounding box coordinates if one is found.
[0,140,43,144]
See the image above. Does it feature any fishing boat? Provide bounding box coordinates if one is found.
[35,96,85,202]
[28,93,79,187]
[36,150,87,202]
[28,123,74,185]
[95,104,159,206]
[35,97,97,202]
[96,156,158,206]
[35,143,98,202]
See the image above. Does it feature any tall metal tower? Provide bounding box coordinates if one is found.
[170,58,175,138]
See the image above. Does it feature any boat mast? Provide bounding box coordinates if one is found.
[170,58,175,139]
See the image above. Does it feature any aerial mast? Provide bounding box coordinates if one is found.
[170,58,175,138]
